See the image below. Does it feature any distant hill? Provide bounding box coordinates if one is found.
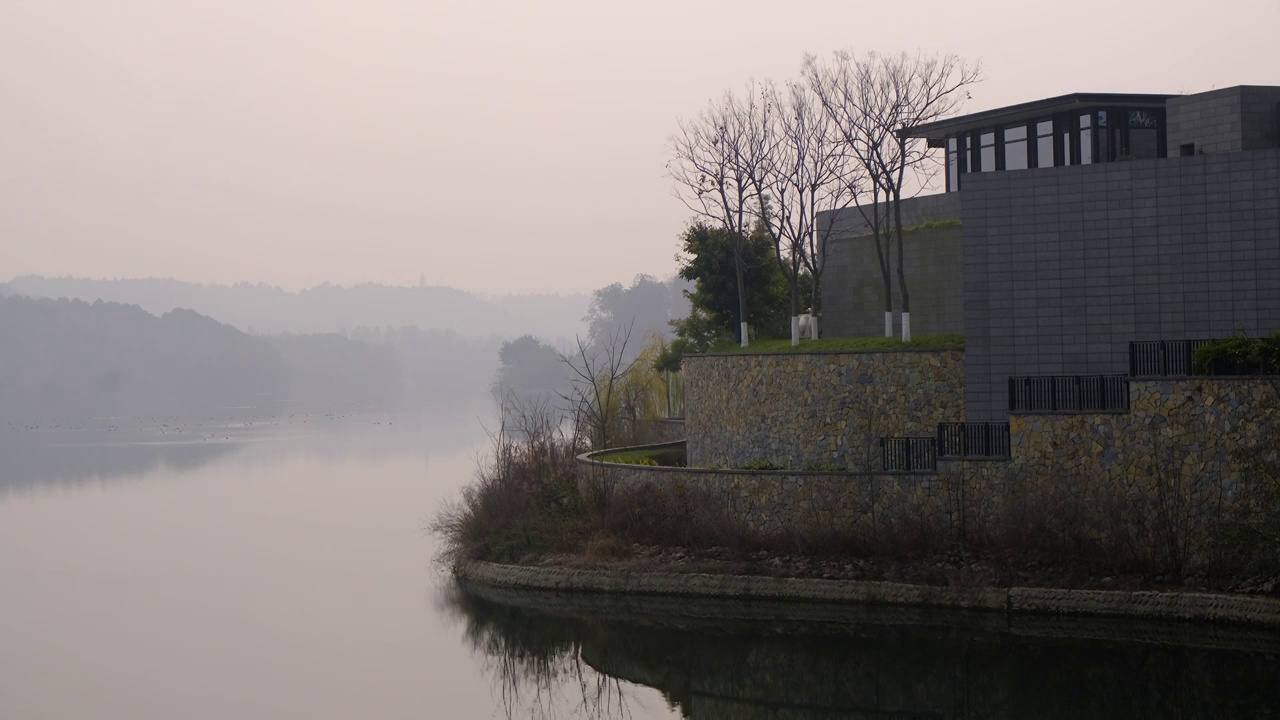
[0,295,288,422]
[0,295,500,424]
[0,276,588,340]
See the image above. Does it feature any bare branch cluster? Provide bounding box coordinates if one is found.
[670,50,978,344]
[559,322,637,451]
[803,50,981,340]
[749,78,861,341]
[668,90,764,345]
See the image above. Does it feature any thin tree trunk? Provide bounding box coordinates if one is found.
[868,189,893,338]
[894,137,911,342]
[809,275,821,340]
[790,270,800,346]
[735,253,749,347]
[894,188,910,342]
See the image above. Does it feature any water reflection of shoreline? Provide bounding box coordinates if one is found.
[0,432,243,498]
[445,580,1280,720]
[0,408,489,498]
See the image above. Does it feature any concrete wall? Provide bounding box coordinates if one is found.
[683,350,965,470]
[819,193,963,338]
[1167,86,1280,155]
[961,148,1280,420]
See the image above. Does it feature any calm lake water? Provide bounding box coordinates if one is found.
[3,412,1279,718]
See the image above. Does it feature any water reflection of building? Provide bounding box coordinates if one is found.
[451,583,1280,720]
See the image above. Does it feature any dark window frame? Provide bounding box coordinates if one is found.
[938,105,1165,186]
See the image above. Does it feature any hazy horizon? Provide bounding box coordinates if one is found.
[0,272,597,298]
[4,0,1279,294]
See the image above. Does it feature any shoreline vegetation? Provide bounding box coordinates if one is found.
[433,408,1280,629]
[435,337,1280,628]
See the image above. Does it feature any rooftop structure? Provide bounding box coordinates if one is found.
[821,85,1280,421]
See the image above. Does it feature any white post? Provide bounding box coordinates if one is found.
[884,311,893,338]
[790,316,800,347]
[740,321,749,348]
[901,312,911,343]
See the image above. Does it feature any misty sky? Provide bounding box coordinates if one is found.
[3,0,1278,294]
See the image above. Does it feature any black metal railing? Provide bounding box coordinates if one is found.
[1129,339,1216,377]
[880,437,937,472]
[937,422,1011,459]
[1008,375,1130,413]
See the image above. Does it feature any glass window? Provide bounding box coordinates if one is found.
[1036,120,1054,168]
[1062,129,1073,166]
[1003,126,1027,170]
[1127,111,1160,159]
[980,131,995,172]
[1079,114,1092,165]
[1097,119,1111,162]
[947,137,959,191]
[1129,128,1158,159]
[1129,110,1158,129]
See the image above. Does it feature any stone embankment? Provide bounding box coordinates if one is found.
[458,561,1280,628]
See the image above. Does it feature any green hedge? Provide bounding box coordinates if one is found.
[1193,334,1280,376]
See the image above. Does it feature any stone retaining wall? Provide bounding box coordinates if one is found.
[580,446,947,538]
[637,418,685,444]
[602,372,1278,572]
[684,350,964,470]
[458,561,1280,628]
[971,377,1280,559]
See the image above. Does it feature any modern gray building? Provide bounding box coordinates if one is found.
[822,85,1280,421]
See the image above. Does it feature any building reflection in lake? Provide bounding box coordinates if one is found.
[444,581,1280,720]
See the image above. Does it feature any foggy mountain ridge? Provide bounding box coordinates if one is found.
[0,275,590,340]
[0,294,501,424]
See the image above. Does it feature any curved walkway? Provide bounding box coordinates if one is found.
[457,560,1280,628]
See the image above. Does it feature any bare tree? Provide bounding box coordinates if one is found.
[806,51,980,341]
[747,78,859,345]
[669,89,764,347]
[559,323,636,451]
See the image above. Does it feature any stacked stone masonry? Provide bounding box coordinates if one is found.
[579,453,953,539]
[683,350,965,471]
[613,351,1279,570]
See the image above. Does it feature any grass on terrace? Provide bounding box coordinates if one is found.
[705,334,964,354]
[593,446,687,467]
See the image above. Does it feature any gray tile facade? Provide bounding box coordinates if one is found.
[819,86,1280,422]
[962,149,1280,420]
[1167,86,1280,156]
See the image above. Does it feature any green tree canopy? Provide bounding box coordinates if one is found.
[654,221,808,373]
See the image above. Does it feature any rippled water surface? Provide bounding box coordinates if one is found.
[3,413,1278,719]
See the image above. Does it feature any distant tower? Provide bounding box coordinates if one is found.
[418,272,427,288]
